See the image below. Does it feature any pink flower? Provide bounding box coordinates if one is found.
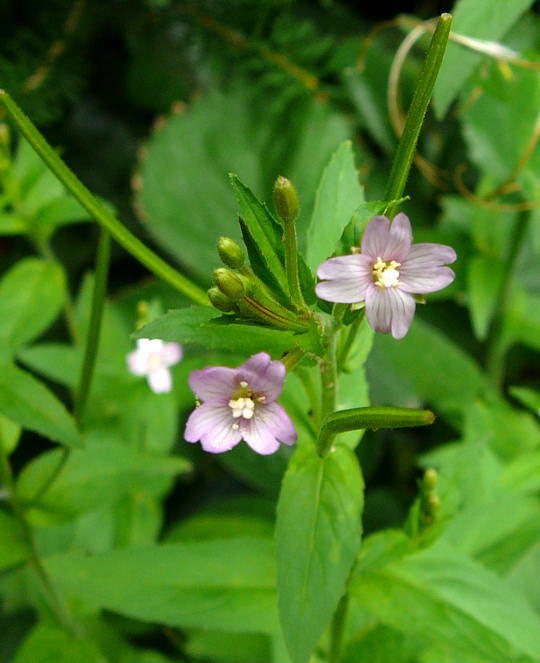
[184,352,297,455]
[127,338,183,393]
[315,213,456,339]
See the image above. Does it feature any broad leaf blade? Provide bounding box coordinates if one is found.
[276,444,364,663]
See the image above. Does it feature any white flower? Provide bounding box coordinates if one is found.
[127,338,183,393]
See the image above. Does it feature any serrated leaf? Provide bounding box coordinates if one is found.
[46,539,278,634]
[276,444,363,663]
[0,362,80,448]
[306,141,364,272]
[433,0,536,118]
[136,306,317,355]
[231,175,289,298]
[0,258,65,351]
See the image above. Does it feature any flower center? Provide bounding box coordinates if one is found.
[148,352,163,371]
[228,380,266,428]
[372,256,401,288]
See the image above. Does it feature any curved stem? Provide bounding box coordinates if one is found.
[74,228,111,427]
[0,89,208,305]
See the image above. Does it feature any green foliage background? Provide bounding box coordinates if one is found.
[0,1,539,662]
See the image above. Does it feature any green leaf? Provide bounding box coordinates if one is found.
[369,318,489,422]
[350,541,540,663]
[0,258,64,351]
[0,414,21,455]
[46,539,278,634]
[0,511,26,571]
[433,0,536,118]
[509,386,540,416]
[0,362,80,448]
[13,625,103,663]
[306,141,364,272]
[185,631,270,663]
[461,67,540,185]
[276,444,364,663]
[17,439,189,525]
[230,175,289,297]
[135,306,315,355]
[0,213,27,235]
[467,255,505,340]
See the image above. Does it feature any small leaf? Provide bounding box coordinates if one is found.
[0,362,80,448]
[0,511,26,572]
[306,140,364,272]
[0,258,65,351]
[276,443,364,663]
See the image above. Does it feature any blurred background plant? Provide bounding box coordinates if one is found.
[0,1,539,662]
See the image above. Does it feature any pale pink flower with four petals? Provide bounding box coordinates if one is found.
[127,338,183,393]
[184,352,297,455]
[316,213,456,339]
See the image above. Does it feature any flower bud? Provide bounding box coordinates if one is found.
[273,175,300,223]
[218,237,245,269]
[213,268,246,301]
[423,468,438,490]
[208,287,235,313]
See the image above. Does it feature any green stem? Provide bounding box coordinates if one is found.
[318,406,435,457]
[384,13,452,218]
[320,331,338,422]
[328,593,349,663]
[281,346,305,372]
[0,431,74,632]
[485,211,530,390]
[74,228,111,427]
[0,89,208,305]
[337,313,363,372]
[282,217,305,309]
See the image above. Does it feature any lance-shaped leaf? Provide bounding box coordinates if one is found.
[0,258,64,352]
[276,443,364,663]
[0,361,80,448]
[135,306,322,355]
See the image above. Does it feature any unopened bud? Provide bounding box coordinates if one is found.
[423,468,438,490]
[213,268,246,301]
[208,287,235,313]
[273,176,300,223]
[426,494,440,513]
[218,236,245,268]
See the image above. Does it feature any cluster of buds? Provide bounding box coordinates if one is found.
[207,177,312,333]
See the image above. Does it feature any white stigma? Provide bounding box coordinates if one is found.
[379,268,400,288]
[148,352,163,370]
